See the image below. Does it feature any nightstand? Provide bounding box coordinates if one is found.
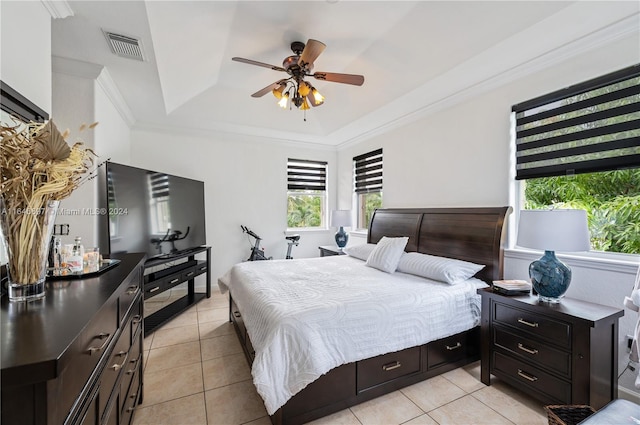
[318,245,346,257]
[478,288,624,409]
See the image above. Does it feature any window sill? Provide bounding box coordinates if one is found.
[505,247,640,274]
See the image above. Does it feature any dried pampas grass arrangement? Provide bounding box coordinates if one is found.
[0,119,97,285]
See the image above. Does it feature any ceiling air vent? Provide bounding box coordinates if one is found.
[103,30,146,61]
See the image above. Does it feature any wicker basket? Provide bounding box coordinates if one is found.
[545,405,596,425]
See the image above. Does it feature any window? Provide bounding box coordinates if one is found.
[514,64,640,254]
[287,158,327,229]
[354,148,383,230]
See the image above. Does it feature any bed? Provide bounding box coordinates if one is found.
[219,207,511,425]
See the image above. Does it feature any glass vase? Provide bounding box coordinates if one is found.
[1,199,60,301]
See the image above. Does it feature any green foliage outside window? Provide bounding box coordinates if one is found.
[360,192,382,230]
[287,192,322,228]
[524,169,640,254]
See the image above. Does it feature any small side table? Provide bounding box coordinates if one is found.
[319,245,346,257]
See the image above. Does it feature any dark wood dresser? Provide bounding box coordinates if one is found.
[1,253,146,425]
[479,288,624,409]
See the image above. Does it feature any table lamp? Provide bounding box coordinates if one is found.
[330,210,352,248]
[516,209,590,303]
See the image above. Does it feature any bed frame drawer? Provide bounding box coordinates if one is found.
[357,346,420,392]
[427,331,473,370]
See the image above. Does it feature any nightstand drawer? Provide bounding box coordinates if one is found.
[493,326,571,378]
[493,351,571,404]
[494,303,571,349]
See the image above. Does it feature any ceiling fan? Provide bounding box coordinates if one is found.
[232,39,365,112]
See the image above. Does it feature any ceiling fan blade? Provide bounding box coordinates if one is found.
[232,57,286,72]
[298,39,326,68]
[251,80,287,98]
[313,72,365,86]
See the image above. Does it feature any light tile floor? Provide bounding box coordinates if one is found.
[133,287,548,425]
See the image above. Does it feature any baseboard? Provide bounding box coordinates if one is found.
[618,385,640,404]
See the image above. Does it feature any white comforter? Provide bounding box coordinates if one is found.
[218,255,487,415]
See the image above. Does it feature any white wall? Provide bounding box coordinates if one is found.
[51,60,132,248]
[130,129,337,280]
[337,32,640,395]
[0,1,52,266]
[0,1,52,113]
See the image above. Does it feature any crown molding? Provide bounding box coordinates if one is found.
[52,56,136,127]
[335,12,639,151]
[132,121,335,152]
[95,68,136,127]
[41,0,74,19]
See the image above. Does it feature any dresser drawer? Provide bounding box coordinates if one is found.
[120,369,141,425]
[357,346,420,392]
[119,268,141,324]
[58,300,118,422]
[493,303,571,349]
[99,325,131,418]
[493,326,571,378]
[493,351,571,403]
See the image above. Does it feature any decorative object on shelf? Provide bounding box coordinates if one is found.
[516,209,590,303]
[0,119,96,301]
[330,209,352,248]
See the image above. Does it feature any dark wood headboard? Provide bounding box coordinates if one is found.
[368,207,512,283]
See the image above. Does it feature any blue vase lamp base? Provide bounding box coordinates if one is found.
[529,250,572,303]
[335,227,348,248]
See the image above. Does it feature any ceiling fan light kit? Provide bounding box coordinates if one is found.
[232,39,364,120]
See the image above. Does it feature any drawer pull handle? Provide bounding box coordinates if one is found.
[132,315,142,325]
[110,351,129,371]
[127,355,141,375]
[126,406,136,413]
[517,343,539,355]
[517,369,538,382]
[446,342,462,351]
[126,285,138,295]
[200,266,207,271]
[233,311,241,318]
[169,278,180,284]
[517,318,539,328]
[186,272,195,277]
[382,361,402,371]
[87,333,111,355]
[130,392,138,400]
[149,286,160,293]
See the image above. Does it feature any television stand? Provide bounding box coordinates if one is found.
[143,246,211,334]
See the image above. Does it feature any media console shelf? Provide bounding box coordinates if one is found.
[143,246,211,334]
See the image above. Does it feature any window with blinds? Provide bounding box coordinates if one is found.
[287,159,328,228]
[354,148,383,193]
[287,159,327,191]
[353,149,383,229]
[513,64,640,180]
[516,65,640,255]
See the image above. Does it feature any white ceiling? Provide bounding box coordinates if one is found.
[51,1,640,147]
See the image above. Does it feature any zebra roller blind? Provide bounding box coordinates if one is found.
[513,64,640,180]
[354,148,383,193]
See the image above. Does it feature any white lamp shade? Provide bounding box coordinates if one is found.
[517,209,591,252]
[330,210,352,228]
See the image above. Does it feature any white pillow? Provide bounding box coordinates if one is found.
[343,243,377,261]
[366,237,409,273]
[397,252,485,284]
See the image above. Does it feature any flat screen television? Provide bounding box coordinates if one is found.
[99,162,206,260]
